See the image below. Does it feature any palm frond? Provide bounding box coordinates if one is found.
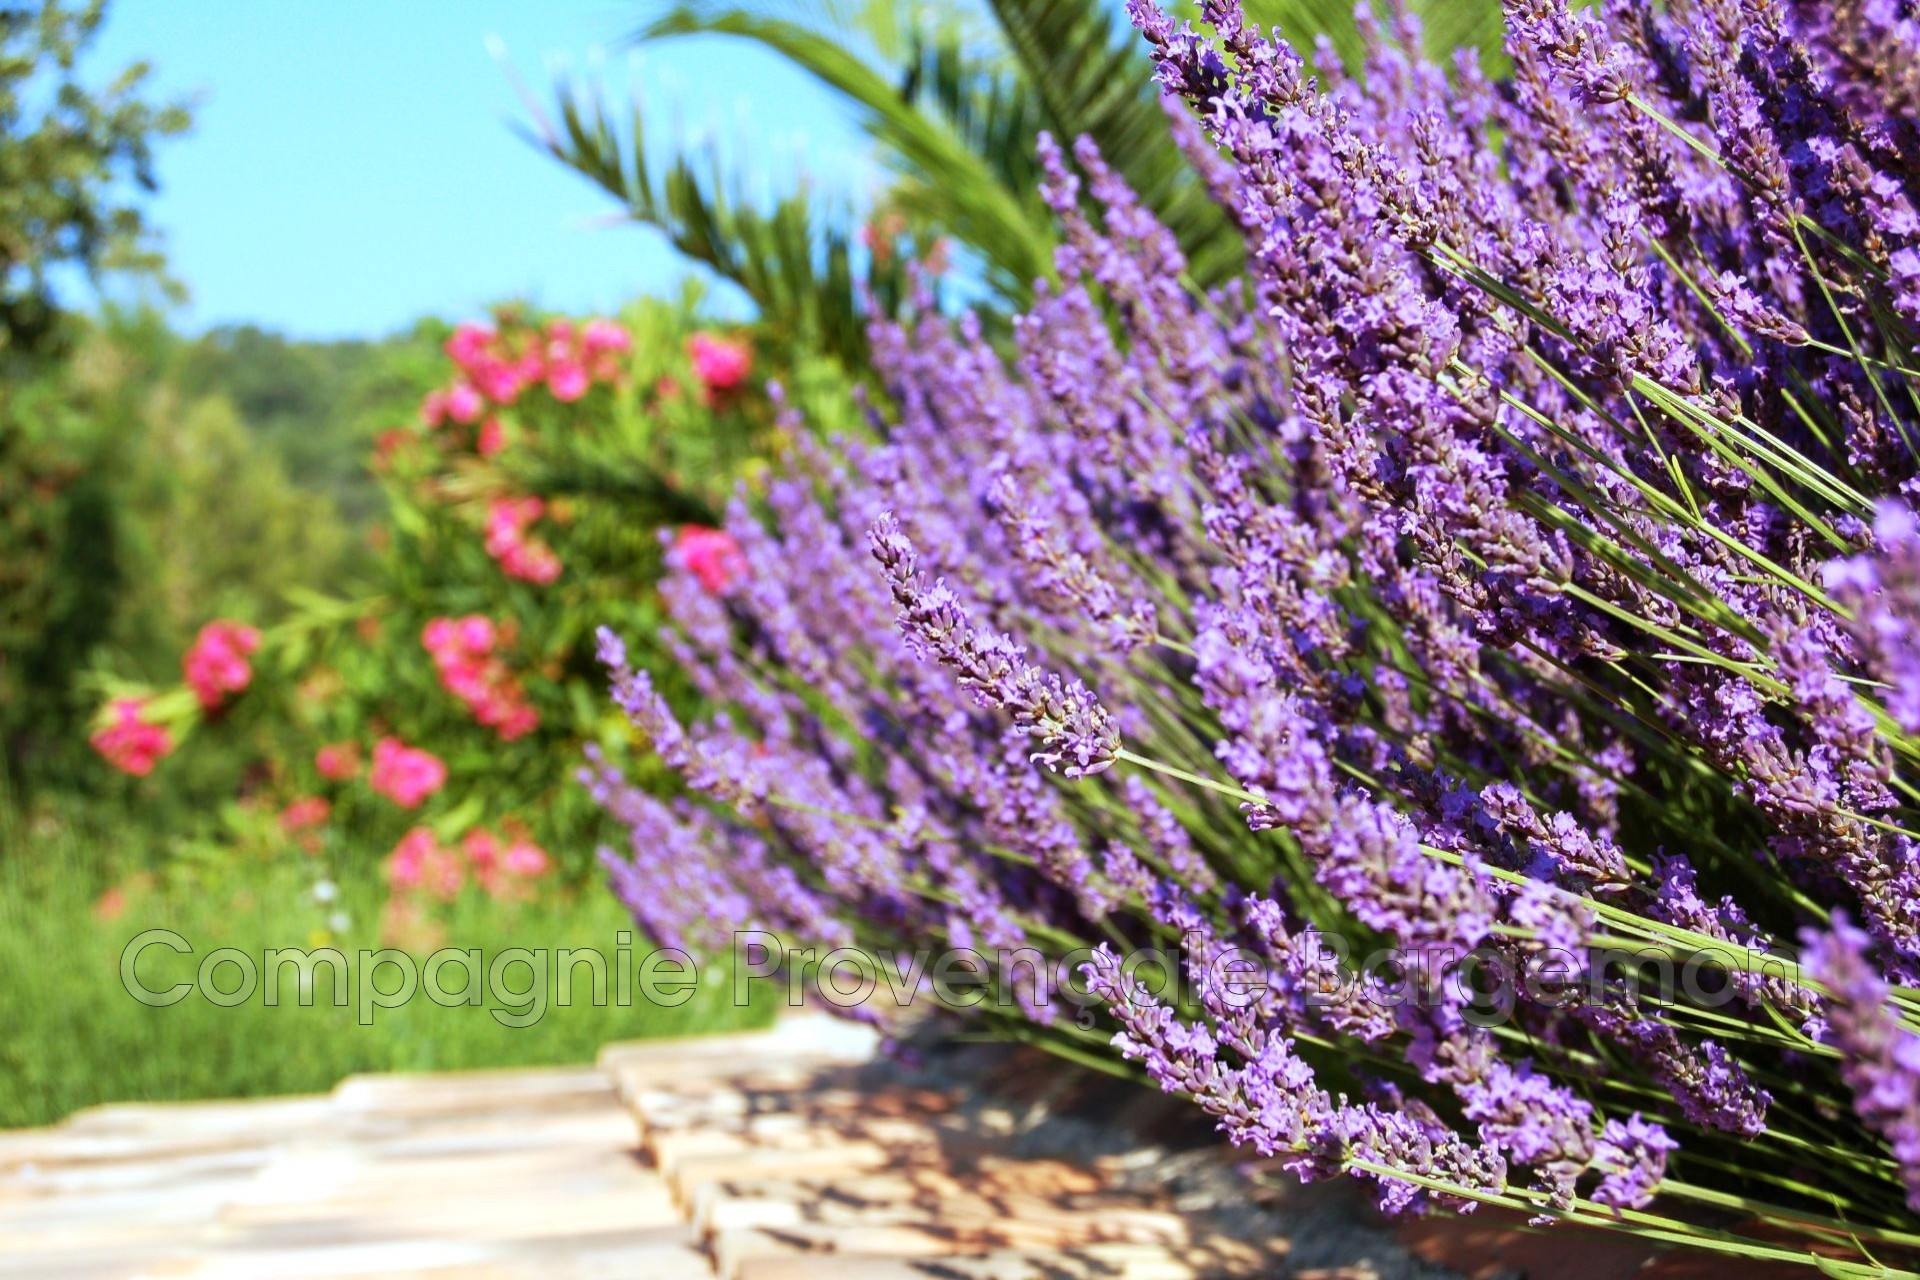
[532,72,886,368]
[641,6,1055,299]
[895,26,1048,205]
[532,0,1508,341]
[983,0,1243,289]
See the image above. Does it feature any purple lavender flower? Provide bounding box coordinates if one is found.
[1803,914,1920,1209]
[1589,1114,1678,1211]
[1826,501,1920,733]
[1083,944,1504,1215]
[869,512,1121,777]
[576,0,1920,1255]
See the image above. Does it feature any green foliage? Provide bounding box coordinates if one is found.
[1238,0,1506,72]
[536,89,877,370]
[87,291,851,894]
[0,386,119,782]
[645,7,1054,294]
[171,323,431,523]
[0,0,190,364]
[0,804,773,1129]
[972,0,1240,287]
[0,311,403,796]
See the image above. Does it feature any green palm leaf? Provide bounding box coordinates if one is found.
[980,0,1243,288]
[532,0,1509,351]
[532,72,881,367]
[639,5,1056,298]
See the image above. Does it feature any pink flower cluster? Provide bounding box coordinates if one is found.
[368,737,446,809]
[183,620,260,711]
[385,828,464,900]
[279,795,330,832]
[546,318,632,401]
[426,315,632,419]
[670,525,747,594]
[476,416,506,458]
[90,698,174,776]
[461,825,553,899]
[421,615,538,740]
[687,331,750,398]
[484,495,561,584]
[315,741,360,781]
[385,824,552,901]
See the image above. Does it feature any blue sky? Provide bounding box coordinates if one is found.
[85,2,878,339]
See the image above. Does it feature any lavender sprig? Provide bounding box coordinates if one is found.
[868,512,1121,777]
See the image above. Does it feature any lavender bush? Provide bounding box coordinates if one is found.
[587,0,1920,1269]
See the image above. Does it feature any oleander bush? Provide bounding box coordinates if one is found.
[86,292,857,923]
[585,0,1920,1270]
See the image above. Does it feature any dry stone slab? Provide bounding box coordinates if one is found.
[0,1014,1477,1280]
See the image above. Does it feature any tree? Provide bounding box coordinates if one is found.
[0,0,190,364]
[0,1,189,791]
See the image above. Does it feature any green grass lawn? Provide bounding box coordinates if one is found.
[0,817,773,1129]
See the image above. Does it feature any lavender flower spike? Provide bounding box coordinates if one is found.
[1589,1115,1678,1212]
[595,624,765,812]
[869,512,1121,777]
[595,626,688,767]
[1803,914,1920,1210]
[1826,501,1920,734]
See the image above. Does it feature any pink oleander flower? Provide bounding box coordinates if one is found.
[445,322,493,369]
[465,827,506,898]
[420,389,448,427]
[474,356,529,404]
[504,543,561,584]
[476,416,505,458]
[369,737,446,809]
[422,843,465,900]
[547,360,589,402]
[421,615,539,741]
[501,836,551,879]
[688,332,751,392]
[279,795,331,832]
[385,827,436,890]
[463,827,500,873]
[447,320,536,403]
[484,495,562,584]
[445,381,484,424]
[465,825,551,898]
[671,525,747,594]
[498,703,539,739]
[514,349,546,387]
[391,828,464,900]
[315,741,360,781]
[485,495,540,548]
[93,884,128,922]
[90,698,173,776]
[183,620,261,711]
[581,319,631,381]
[582,318,631,355]
[423,614,495,656]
